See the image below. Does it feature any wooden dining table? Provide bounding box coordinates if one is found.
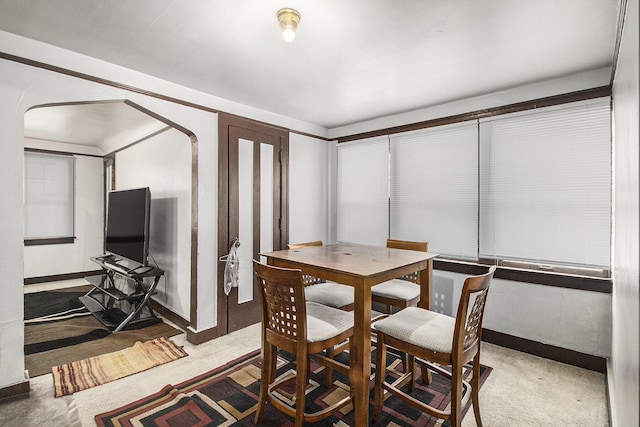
[260,242,439,424]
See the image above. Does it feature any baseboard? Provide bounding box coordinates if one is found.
[186,325,221,345]
[24,270,103,285]
[0,377,30,402]
[148,300,221,345]
[482,328,607,373]
[149,300,189,331]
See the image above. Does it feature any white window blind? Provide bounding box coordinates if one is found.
[390,122,479,259]
[24,151,75,239]
[479,98,611,269]
[337,137,389,246]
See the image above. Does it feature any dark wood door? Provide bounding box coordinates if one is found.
[218,114,289,334]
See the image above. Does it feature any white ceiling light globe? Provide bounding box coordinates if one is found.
[283,26,296,42]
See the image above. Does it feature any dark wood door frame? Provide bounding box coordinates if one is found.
[217,113,289,335]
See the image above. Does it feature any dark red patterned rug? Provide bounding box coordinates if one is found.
[95,348,491,426]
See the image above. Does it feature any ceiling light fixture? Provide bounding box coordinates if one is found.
[277,8,301,42]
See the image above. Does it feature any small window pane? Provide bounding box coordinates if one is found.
[479,98,611,268]
[24,152,75,240]
[390,122,478,259]
[337,137,389,246]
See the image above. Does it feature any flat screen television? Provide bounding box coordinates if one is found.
[105,187,151,266]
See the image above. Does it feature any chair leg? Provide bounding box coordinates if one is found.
[450,363,464,427]
[254,343,273,424]
[407,354,415,393]
[373,334,387,423]
[325,345,334,388]
[419,361,433,385]
[397,350,410,373]
[472,353,483,427]
[295,354,309,427]
[268,345,278,384]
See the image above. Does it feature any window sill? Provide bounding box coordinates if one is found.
[433,258,612,294]
[24,237,75,246]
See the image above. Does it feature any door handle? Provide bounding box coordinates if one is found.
[219,237,240,262]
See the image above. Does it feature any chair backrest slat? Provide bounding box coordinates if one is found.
[463,288,489,348]
[454,266,496,353]
[386,240,429,283]
[254,261,307,343]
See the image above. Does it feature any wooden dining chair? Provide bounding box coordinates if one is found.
[371,239,429,313]
[372,265,495,426]
[253,261,354,427]
[287,241,355,311]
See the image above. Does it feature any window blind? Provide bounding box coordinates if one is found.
[479,98,611,269]
[389,122,479,259]
[24,151,75,239]
[336,137,389,246]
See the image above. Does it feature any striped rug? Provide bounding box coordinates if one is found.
[52,336,187,397]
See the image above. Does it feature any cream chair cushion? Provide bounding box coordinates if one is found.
[372,306,454,353]
[305,282,354,309]
[371,279,420,301]
[306,301,354,343]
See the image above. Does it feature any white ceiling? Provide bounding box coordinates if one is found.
[24,102,168,154]
[1,0,621,146]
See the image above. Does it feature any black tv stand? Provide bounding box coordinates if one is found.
[79,256,164,332]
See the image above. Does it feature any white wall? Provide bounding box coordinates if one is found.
[115,127,192,321]
[121,96,219,332]
[0,80,30,387]
[288,133,332,244]
[610,0,639,424]
[0,52,228,390]
[23,148,104,278]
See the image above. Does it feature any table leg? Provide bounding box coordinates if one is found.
[351,281,372,424]
[418,259,434,384]
[418,259,433,310]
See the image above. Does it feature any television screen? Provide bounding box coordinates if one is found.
[105,187,151,266]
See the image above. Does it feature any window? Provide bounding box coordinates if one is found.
[390,122,478,259]
[337,137,389,246]
[24,151,75,244]
[479,98,611,274]
[335,97,612,277]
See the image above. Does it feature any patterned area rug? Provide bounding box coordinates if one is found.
[53,336,188,397]
[95,348,491,426]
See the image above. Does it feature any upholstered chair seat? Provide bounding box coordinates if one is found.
[253,261,354,427]
[288,241,354,311]
[371,239,429,313]
[373,266,496,427]
[305,281,355,310]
